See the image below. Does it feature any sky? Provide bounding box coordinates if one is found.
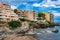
[0,0,60,23]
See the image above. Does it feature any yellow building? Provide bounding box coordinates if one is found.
[42,12,54,22]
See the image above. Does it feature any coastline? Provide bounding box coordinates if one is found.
[4,34,37,40]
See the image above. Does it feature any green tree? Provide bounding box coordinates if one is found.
[14,9,18,13]
[8,20,21,30]
[19,18,27,22]
[38,12,45,20]
[29,21,39,29]
[29,22,33,26]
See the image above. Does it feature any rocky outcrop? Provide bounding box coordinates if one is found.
[4,35,37,40]
[0,27,12,40]
[0,26,36,40]
[52,29,59,33]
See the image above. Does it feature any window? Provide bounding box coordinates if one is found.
[11,16,14,17]
[7,18,10,20]
[0,18,3,20]
[18,12,21,13]
[22,12,24,13]
[5,15,7,17]
[0,12,2,13]
[6,8,10,10]
[3,4,6,5]
[0,15,2,16]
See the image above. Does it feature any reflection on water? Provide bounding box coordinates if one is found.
[35,26,60,40]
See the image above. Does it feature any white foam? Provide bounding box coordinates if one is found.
[47,31,52,33]
[36,33,41,35]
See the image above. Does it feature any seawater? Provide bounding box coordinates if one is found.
[34,26,60,40]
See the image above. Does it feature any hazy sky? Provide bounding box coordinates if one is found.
[0,0,60,23]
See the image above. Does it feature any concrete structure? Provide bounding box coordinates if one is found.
[17,9,38,21]
[0,2,19,22]
[42,12,54,22]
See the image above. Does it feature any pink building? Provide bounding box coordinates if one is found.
[0,2,19,22]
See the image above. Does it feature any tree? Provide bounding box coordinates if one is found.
[8,20,21,30]
[29,21,39,29]
[38,12,45,20]
[14,9,18,13]
[19,18,27,22]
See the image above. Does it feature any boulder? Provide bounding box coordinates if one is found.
[52,29,59,33]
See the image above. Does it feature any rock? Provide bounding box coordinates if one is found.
[0,27,13,40]
[4,35,37,40]
[52,29,59,33]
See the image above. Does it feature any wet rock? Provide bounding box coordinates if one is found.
[52,29,59,33]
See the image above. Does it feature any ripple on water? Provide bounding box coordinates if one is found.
[36,26,60,40]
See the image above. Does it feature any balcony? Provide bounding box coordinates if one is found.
[0,18,7,21]
[0,16,9,18]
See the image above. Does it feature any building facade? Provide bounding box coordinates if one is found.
[17,9,38,21]
[0,2,38,22]
[42,12,54,22]
[0,2,19,22]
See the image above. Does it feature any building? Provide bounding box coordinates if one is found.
[42,12,54,22]
[0,2,19,22]
[50,13,54,22]
[10,10,19,21]
[17,9,38,21]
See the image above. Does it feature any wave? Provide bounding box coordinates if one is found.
[46,31,53,33]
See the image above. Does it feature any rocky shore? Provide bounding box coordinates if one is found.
[4,34,37,40]
[0,31,37,40]
[0,27,37,40]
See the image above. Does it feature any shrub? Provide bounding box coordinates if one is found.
[8,20,21,30]
[19,18,27,22]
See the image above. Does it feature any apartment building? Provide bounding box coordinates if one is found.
[27,10,38,21]
[10,10,19,21]
[17,9,38,21]
[42,12,54,22]
[0,2,19,22]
